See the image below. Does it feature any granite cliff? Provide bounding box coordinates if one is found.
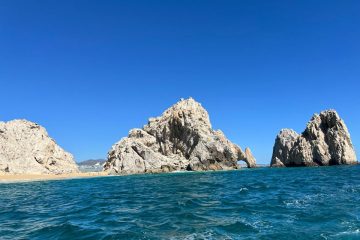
[104,98,256,174]
[0,119,79,174]
[271,110,357,167]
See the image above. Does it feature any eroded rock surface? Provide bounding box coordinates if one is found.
[104,98,256,174]
[271,110,357,167]
[0,119,79,174]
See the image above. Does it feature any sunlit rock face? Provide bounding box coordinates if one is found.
[271,110,357,167]
[0,119,79,174]
[104,98,256,174]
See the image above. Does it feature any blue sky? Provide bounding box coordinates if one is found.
[0,1,359,163]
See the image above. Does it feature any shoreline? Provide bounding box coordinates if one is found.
[1,163,359,183]
[0,172,109,183]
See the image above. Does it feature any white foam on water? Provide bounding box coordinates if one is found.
[330,229,360,237]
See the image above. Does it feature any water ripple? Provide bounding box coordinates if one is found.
[1,166,360,239]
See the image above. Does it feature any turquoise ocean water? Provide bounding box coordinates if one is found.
[1,166,360,239]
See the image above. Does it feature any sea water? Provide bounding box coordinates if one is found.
[1,165,360,239]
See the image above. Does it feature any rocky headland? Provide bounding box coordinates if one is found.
[0,119,79,174]
[271,110,357,167]
[104,98,256,174]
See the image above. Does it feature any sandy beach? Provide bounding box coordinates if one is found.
[0,172,109,183]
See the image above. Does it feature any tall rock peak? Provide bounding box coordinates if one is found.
[271,110,357,167]
[104,98,256,174]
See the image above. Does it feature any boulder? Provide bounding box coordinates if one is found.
[271,110,357,167]
[0,119,79,174]
[104,98,256,174]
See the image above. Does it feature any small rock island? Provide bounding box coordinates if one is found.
[271,110,357,167]
[104,98,256,174]
[0,119,79,174]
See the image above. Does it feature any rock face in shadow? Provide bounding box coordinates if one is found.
[0,119,79,174]
[104,98,256,174]
[271,110,357,167]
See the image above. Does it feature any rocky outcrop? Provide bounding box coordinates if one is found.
[271,110,357,167]
[0,119,79,174]
[104,98,256,174]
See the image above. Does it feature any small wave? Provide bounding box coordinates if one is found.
[342,184,360,193]
[169,230,234,240]
[219,220,256,233]
[330,229,360,237]
[239,187,248,192]
[169,230,218,240]
[283,199,308,208]
[170,171,188,174]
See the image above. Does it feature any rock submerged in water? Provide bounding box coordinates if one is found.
[0,119,79,174]
[271,110,357,167]
[104,98,256,174]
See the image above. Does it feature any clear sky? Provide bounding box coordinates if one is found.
[1,1,359,163]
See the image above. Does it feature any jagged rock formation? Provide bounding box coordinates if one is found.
[0,119,79,174]
[104,98,256,174]
[271,110,357,167]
